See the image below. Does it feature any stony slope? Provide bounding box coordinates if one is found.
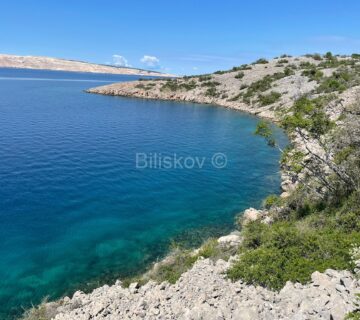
[0,54,173,77]
[87,54,360,119]
[45,257,359,320]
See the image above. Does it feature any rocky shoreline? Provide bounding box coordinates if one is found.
[25,55,360,319]
[28,224,359,320]
[44,256,359,320]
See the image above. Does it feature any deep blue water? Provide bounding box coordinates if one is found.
[0,68,287,318]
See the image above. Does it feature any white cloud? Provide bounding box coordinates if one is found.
[112,55,131,67]
[192,66,198,70]
[140,55,160,69]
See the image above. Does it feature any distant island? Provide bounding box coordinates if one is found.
[0,54,174,77]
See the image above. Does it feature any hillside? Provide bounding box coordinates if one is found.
[25,53,360,319]
[0,54,174,77]
[87,54,360,120]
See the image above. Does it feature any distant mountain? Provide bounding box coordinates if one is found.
[0,54,174,77]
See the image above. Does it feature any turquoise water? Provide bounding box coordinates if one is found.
[0,68,287,318]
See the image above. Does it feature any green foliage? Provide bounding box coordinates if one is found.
[135,82,156,90]
[352,53,360,59]
[234,71,245,79]
[198,75,212,82]
[232,64,252,71]
[151,250,198,284]
[299,62,317,69]
[283,67,295,76]
[277,59,289,64]
[161,79,197,92]
[282,97,334,136]
[253,58,269,64]
[325,51,333,59]
[334,146,355,164]
[281,147,304,173]
[263,194,281,209]
[205,86,219,97]
[214,70,227,75]
[254,120,276,146]
[313,53,323,61]
[317,68,360,93]
[228,220,360,290]
[301,68,323,82]
[258,91,281,106]
[304,53,322,60]
[346,294,360,319]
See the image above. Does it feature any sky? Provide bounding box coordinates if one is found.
[1,0,360,75]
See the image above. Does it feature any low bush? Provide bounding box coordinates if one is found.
[228,220,360,290]
[316,69,358,93]
[198,75,212,82]
[232,64,252,71]
[161,80,197,92]
[263,194,281,209]
[258,91,281,106]
[235,72,245,79]
[301,68,323,82]
[253,58,269,64]
[205,87,219,97]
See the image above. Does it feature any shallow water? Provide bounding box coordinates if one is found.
[0,68,287,318]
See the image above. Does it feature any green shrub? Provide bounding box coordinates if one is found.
[280,148,304,174]
[263,194,281,209]
[325,51,333,59]
[198,75,212,82]
[258,91,281,106]
[281,97,334,136]
[313,53,323,61]
[346,294,360,319]
[235,72,245,79]
[161,80,197,92]
[283,67,295,76]
[205,87,219,97]
[151,250,198,284]
[299,62,317,69]
[136,82,156,90]
[253,58,269,64]
[301,68,323,82]
[316,69,357,93]
[228,221,360,290]
[232,64,252,71]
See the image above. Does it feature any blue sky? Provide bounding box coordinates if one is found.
[1,0,360,75]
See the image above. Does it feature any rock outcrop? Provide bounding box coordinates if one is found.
[48,258,358,320]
